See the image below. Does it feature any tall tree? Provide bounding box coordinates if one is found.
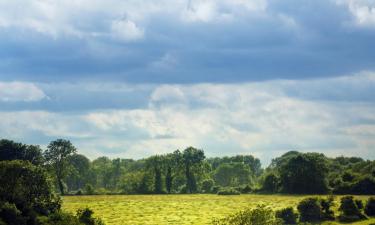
[146,155,164,193]
[164,150,182,193]
[44,139,77,195]
[66,154,90,191]
[182,147,205,193]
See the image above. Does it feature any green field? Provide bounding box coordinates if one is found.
[63,194,375,225]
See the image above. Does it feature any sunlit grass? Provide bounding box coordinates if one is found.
[63,194,375,225]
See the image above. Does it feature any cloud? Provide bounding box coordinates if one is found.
[111,19,144,42]
[1,0,375,83]
[1,73,374,164]
[342,0,375,27]
[0,82,46,102]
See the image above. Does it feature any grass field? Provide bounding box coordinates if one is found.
[63,194,375,225]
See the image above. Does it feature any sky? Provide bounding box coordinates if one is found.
[0,0,375,166]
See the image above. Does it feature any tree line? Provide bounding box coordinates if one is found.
[0,139,374,196]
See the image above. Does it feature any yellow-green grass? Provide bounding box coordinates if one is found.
[63,194,375,225]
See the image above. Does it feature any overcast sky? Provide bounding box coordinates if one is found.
[0,0,375,165]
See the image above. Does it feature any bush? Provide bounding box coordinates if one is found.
[0,202,26,225]
[0,160,61,221]
[201,179,214,193]
[297,198,322,222]
[76,189,83,195]
[320,196,335,220]
[275,207,298,224]
[338,196,366,222]
[217,188,240,195]
[351,177,375,195]
[212,205,282,225]
[241,185,252,194]
[77,208,105,225]
[84,184,95,195]
[355,199,364,210]
[365,197,375,216]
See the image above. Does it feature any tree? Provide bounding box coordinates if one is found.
[213,163,252,187]
[262,173,279,193]
[0,160,61,223]
[280,153,329,194]
[66,154,90,191]
[0,139,44,165]
[182,147,205,193]
[164,150,182,193]
[146,155,164,194]
[44,139,77,195]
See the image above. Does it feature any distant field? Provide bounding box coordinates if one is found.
[63,194,375,225]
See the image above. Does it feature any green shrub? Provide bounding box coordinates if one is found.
[355,199,364,210]
[297,198,322,222]
[212,205,282,225]
[0,201,26,225]
[365,197,375,216]
[241,185,252,194]
[217,188,240,195]
[320,196,335,220]
[275,207,298,224]
[77,208,105,225]
[338,196,366,222]
[84,184,95,195]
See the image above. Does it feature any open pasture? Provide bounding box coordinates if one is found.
[63,194,375,225]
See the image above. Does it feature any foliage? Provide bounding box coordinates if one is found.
[77,208,105,225]
[213,163,253,187]
[0,139,44,165]
[212,205,282,225]
[320,196,335,220]
[365,197,375,216]
[217,188,241,195]
[279,153,329,194]
[275,207,298,224]
[338,196,366,222]
[84,184,95,195]
[297,198,322,222]
[44,139,77,195]
[261,173,279,193]
[201,179,215,193]
[0,161,61,218]
[182,147,205,193]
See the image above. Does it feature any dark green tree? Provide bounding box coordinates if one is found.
[0,139,44,165]
[182,147,205,193]
[44,139,77,195]
[280,153,329,194]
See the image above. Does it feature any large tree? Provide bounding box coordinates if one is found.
[182,147,205,193]
[146,155,164,194]
[279,153,329,194]
[44,139,77,195]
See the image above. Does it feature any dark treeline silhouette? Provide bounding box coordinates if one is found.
[0,139,374,196]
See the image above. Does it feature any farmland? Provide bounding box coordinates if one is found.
[63,194,375,225]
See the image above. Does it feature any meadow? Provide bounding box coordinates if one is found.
[63,194,375,225]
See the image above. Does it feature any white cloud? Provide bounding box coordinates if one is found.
[338,0,375,28]
[0,82,46,102]
[111,19,144,42]
[0,73,375,164]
